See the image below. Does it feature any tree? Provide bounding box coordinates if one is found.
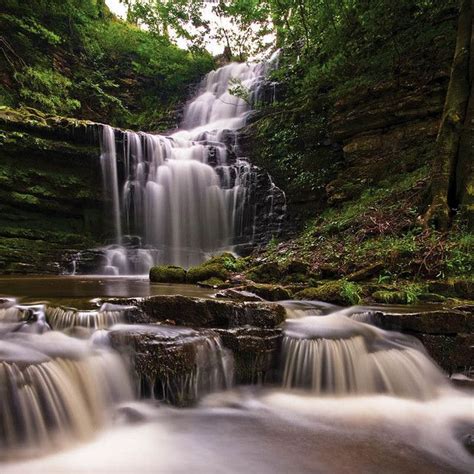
[120,0,209,48]
[423,0,473,230]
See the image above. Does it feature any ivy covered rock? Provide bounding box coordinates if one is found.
[149,265,186,283]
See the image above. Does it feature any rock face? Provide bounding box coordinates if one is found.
[215,327,283,384]
[372,308,474,373]
[115,295,286,329]
[105,295,286,402]
[0,108,102,273]
[0,106,287,272]
[109,325,234,405]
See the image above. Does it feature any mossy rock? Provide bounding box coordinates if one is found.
[186,254,235,283]
[283,260,309,275]
[242,283,292,301]
[246,262,282,283]
[372,290,409,304]
[295,280,362,305]
[149,265,186,283]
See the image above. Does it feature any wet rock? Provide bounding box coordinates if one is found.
[215,327,283,384]
[415,333,474,373]
[215,288,264,302]
[240,283,292,301]
[371,310,472,334]
[428,279,474,299]
[108,295,285,329]
[462,434,474,456]
[295,281,362,305]
[197,278,230,289]
[109,325,232,405]
[149,265,186,283]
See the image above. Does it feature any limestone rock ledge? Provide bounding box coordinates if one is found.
[371,307,474,373]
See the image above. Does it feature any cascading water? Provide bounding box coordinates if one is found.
[280,303,453,399]
[0,301,132,457]
[96,56,285,275]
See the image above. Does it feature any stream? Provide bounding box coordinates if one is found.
[0,276,472,473]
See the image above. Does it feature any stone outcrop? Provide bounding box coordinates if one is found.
[0,107,102,273]
[372,307,474,373]
[215,327,283,384]
[111,295,286,329]
[106,295,286,402]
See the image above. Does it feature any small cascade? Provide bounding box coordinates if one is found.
[0,307,133,457]
[91,55,285,275]
[109,324,234,405]
[280,305,450,399]
[46,305,125,331]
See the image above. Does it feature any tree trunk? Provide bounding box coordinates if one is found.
[455,1,474,229]
[423,0,472,230]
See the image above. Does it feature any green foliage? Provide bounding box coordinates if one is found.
[0,14,61,45]
[0,0,214,128]
[14,67,80,115]
[340,281,362,305]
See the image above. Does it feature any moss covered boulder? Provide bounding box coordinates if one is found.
[149,265,187,283]
[295,280,363,305]
[246,261,282,283]
[186,253,236,284]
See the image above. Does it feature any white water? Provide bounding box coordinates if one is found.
[280,304,449,399]
[0,294,472,471]
[98,57,282,274]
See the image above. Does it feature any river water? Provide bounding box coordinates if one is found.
[0,277,472,473]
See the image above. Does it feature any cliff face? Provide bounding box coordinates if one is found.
[0,108,103,273]
[326,72,448,204]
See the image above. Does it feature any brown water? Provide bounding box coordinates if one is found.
[0,275,212,307]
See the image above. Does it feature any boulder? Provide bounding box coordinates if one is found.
[149,265,186,283]
[186,253,236,283]
[246,262,282,283]
[295,281,362,305]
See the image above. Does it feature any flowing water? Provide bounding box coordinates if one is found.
[95,57,285,274]
[0,286,472,472]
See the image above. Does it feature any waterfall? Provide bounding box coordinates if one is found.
[96,56,285,275]
[46,305,125,331]
[0,325,132,457]
[280,305,450,399]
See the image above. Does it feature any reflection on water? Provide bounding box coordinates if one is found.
[0,276,212,306]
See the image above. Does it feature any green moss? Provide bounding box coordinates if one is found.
[295,280,362,305]
[186,254,235,283]
[149,265,186,283]
[246,262,282,283]
[372,290,410,304]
